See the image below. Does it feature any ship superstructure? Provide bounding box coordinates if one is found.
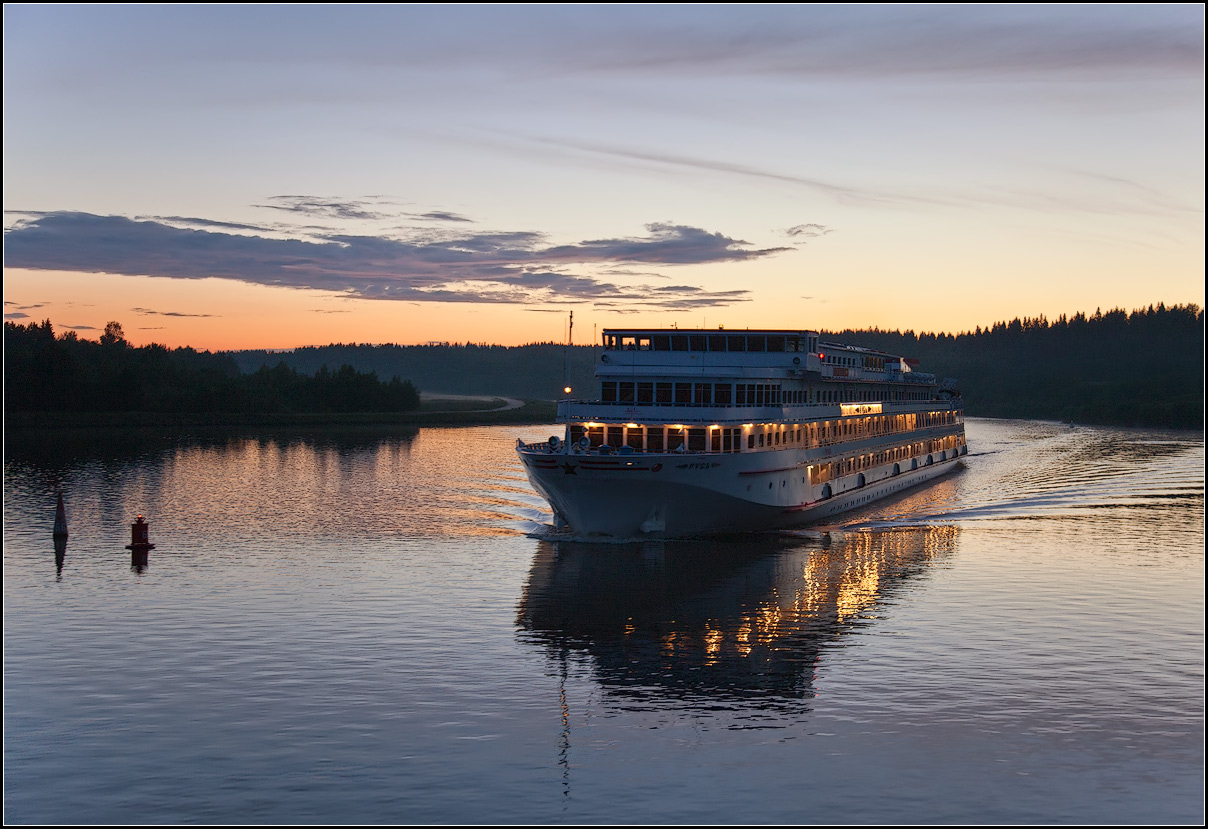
[517,328,966,537]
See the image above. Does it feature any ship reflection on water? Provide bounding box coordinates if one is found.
[517,526,958,708]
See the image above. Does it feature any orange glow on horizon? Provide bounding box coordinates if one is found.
[5,265,1203,353]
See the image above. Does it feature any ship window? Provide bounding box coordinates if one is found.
[674,382,692,404]
[621,336,637,350]
[626,427,644,450]
[748,336,766,352]
[767,336,785,352]
[604,334,618,350]
[748,434,755,449]
[690,335,707,352]
[671,335,689,352]
[688,429,706,451]
[728,335,747,352]
[606,426,624,448]
[587,425,604,447]
[714,384,732,405]
[653,335,671,351]
[758,432,765,447]
[694,384,711,405]
[647,428,664,452]
[656,382,672,404]
[637,337,651,351]
[711,429,721,452]
[619,382,635,403]
[637,382,653,403]
[602,382,617,402]
[708,335,726,352]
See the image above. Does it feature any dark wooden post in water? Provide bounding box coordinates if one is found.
[53,491,68,538]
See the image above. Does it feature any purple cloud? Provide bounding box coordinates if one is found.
[5,212,778,309]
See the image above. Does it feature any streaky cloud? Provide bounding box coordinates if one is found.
[786,223,834,238]
[132,307,219,318]
[527,136,1197,218]
[529,6,1201,80]
[151,215,280,234]
[417,211,474,223]
[528,137,944,208]
[257,195,394,222]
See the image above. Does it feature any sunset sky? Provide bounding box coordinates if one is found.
[4,5,1203,350]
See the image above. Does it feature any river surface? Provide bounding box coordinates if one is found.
[4,418,1203,824]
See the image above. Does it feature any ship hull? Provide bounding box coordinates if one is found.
[519,446,964,538]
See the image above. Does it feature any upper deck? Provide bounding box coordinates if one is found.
[597,328,932,385]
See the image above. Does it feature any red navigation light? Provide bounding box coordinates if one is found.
[818,352,825,359]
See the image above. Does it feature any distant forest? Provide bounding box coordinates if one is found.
[5,304,1202,428]
[231,304,1203,429]
[822,304,1202,429]
[4,321,419,414]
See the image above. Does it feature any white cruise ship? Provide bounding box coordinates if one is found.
[517,328,967,537]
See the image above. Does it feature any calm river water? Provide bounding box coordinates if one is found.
[4,418,1203,824]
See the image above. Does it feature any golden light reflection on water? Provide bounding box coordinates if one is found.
[517,526,960,704]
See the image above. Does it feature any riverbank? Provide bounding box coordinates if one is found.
[4,398,556,430]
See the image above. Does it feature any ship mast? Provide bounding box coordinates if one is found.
[563,310,573,398]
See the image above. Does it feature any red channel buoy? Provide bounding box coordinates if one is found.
[125,515,156,551]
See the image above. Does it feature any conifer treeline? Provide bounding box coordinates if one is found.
[7,304,1202,428]
[824,304,1202,428]
[4,321,420,414]
[231,304,1203,429]
[231,340,598,401]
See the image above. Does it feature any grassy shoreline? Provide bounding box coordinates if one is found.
[4,399,557,430]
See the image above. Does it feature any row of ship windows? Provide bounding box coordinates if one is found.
[808,435,967,484]
[604,333,818,353]
[601,381,927,405]
[569,411,962,454]
[824,354,885,370]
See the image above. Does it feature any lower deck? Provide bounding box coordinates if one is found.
[518,424,968,538]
